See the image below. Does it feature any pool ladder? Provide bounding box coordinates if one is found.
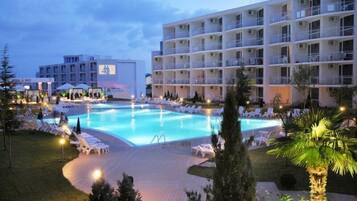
[151,134,166,144]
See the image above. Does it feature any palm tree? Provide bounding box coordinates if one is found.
[268,109,357,201]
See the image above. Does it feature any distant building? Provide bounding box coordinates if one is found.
[37,55,146,99]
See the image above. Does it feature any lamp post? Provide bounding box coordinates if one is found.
[339,106,346,112]
[59,138,66,162]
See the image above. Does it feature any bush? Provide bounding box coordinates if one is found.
[280,174,296,190]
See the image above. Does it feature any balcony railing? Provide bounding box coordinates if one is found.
[296,29,320,41]
[270,55,290,64]
[164,33,175,40]
[192,27,205,36]
[296,5,321,19]
[153,79,163,84]
[173,79,190,84]
[165,63,176,69]
[321,2,354,14]
[226,58,244,67]
[192,78,205,84]
[226,78,236,85]
[205,26,222,33]
[270,77,291,84]
[175,47,190,54]
[205,78,222,84]
[164,48,176,55]
[270,14,289,23]
[175,63,190,69]
[192,46,205,52]
[295,53,320,63]
[318,76,353,85]
[321,26,354,38]
[205,42,222,50]
[175,31,190,38]
[226,40,242,48]
[249,77,263,85]
[320,51,353,62]
[257,18,264,25]
[244,38,263,46]
[271,34,291,43]
[225,22,243,31]
[246,57,263,65]
[153,65,163,70]
[205,60,223,67]
[192,61,205,68]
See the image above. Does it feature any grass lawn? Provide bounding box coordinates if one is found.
[0,130,88,201]
[188,147,357,195]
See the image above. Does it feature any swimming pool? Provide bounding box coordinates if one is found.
[48,104,281,146]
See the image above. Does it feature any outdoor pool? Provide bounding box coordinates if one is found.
[48,104,281,146]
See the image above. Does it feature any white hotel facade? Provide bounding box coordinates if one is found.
[152,0,356,107]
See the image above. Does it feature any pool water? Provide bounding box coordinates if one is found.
[48,104,281,146]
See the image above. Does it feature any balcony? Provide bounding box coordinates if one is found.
[225,22,243,31]
[164,32,175,40]
[295,29,320,41]
[295,53,320,63]
[270,77,291,85]
[206,26,222,33]
[246,57,263,65]
[320,51,353,62]
[176,47,190,54]
[175,63,190,69]
[271,34,291,44]
[165,63,176,69]
[192,27,205,36]
[153,65,163,70]
[270,55,290,65]
[175,31,189,38]
[249,77,263,85]
[192,45,205,52]
[173,79,190,84]
[318,76,353,85]
[296,5,321,19]
[205,60,223,67]
[225,78,236,85]
[244,38,263,46]
[153,79,163,84]
[192,78,205,84]
[226,40,243,49]
[225,58,244,67]
[270,14,289,23]
[164,48,176,55]
[321,26,354,38]
[257,18,264,26]
[321,2,354,14]
[192,61,205,68]
[205,42,222,51]
[205,78,222,84]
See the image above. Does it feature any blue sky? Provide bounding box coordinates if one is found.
[0,0,264,77]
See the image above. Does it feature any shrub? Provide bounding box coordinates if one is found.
[280,174,297,190]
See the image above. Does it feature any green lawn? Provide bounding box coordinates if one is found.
[0,130,88,201]
[188,147,357,195]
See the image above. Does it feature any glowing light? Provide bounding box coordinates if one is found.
[59,138,66,145]
[246,100,250,105]
[92,169,103,180]
[339,106,346,112]
[206,99,211,104]
[279,105,283,109]
[131,95,135,99]
[179,98,183,102]
[159,96,163,100]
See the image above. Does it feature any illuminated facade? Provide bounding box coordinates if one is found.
[37,55,146,98]
[152,0,356,107]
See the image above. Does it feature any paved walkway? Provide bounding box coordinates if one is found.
[63,129,357,201]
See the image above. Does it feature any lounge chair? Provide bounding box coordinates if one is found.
[262,107,275,118]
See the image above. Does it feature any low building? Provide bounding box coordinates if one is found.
[37,55,146,99]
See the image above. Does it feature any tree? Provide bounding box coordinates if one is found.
[292,66,315,108]
[89,178,115,201]
[211,90,256,201]
[76,117,81,134]
[235,67,251,107]
[328,86,357,108]
[268,109,357,201]
[115,173,142,201]
[0,45,18,168]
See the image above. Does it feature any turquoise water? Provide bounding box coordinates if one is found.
[49,104,281,146]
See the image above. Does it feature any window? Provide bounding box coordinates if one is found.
[309,20,320,39]
[339,64,353,84]
[53,66,58,73]
[310,88,319,105]
[70,64,75,72]
[61,65,66,72]
[80,63,86,72]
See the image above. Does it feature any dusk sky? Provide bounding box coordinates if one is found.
[0,0,264,77]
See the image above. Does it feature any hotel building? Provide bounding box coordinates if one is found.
[37,55,146,98]
[152,0,356,107]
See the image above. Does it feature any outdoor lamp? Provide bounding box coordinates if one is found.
[92,169,103,181]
